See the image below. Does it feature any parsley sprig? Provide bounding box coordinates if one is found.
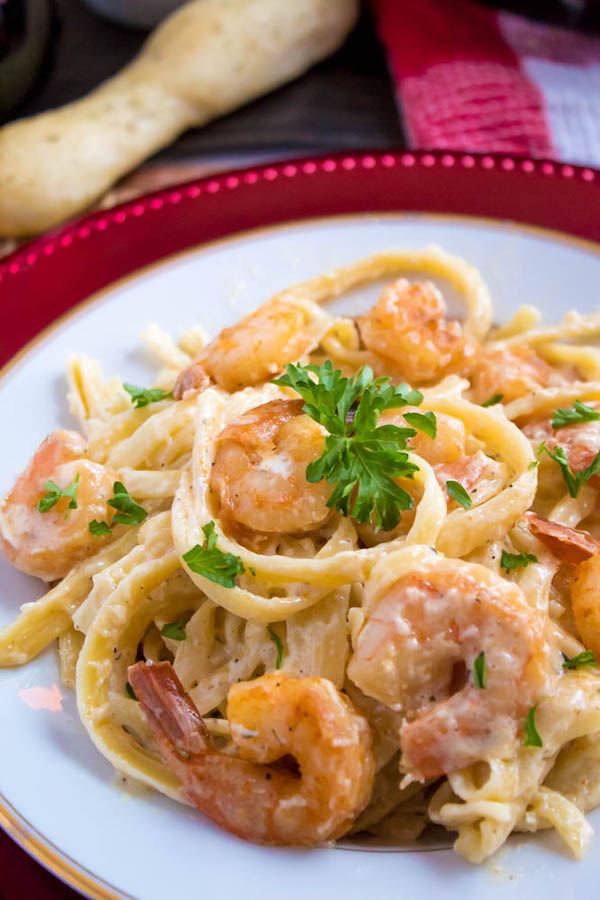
[124,383,173,409]
[273,361,423,531]
[538,442,600,498]
[37,474,80,518]
[501,550,538,573]
[183,521,245,588]
[552,400,600,430]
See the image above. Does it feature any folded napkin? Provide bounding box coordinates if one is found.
[370,0,600,165]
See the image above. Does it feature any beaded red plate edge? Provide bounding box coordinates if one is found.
[0,149,598,368]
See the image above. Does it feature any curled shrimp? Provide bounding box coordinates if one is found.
[128,662,374,845]
[0,429,116,581]
[471,345,571,405]
[211,399,332,537]
[347,547,553,780]
[358,279,478,384]
[175,299,320,396]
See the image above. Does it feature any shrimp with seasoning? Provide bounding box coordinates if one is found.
[358,279,478,384]
[470,346,571,405]
[128,661,374,845]
[0,429,116,581]
[524,513,600,660]
[523,402,600,487]
[348,547,554,781]
[174,298,323,397]
[210,398,332,538]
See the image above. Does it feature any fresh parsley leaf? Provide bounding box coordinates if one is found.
[161,619,186,641]
[501,550,538,573]
[404,411,437,439]
[274,361,421,531]
[523,703,543,748]
[538,443,600,498]
[267,627,283,668]
[37,474,80,518]
[126,681,138,701]
[249,566,256,576]
[107,481,148,525]
[123,383,173,409]
[552,399,600,430]
[89,519,112,536]
[528,460,539,470]
[182,521,245,588]
[482,393,504,407]
[446,480,472,509]
[563,650,599,670]
[473,651,486,689]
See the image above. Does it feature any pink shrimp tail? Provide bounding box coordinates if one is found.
[128,661,210,763]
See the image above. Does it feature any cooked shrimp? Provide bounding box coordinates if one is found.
[434,451,506,507]
[0,429,116,581]
[347,550,553,780]
[173,361,210,400]
[211,399,332,536]
[358,279,478,384]
[128,662,374,845]
[471,345,571,405]
[524,405,600,485]
[175,299,319,395]
[571,555,600,659]
[405,407,467,465]
[521,514,600,658]
[525,512,600,566]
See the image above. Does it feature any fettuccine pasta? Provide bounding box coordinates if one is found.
[2,246,600,861]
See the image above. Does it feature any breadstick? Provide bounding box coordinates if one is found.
[0,0,358,236]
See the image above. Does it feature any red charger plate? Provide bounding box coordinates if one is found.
[0,149,599,899]
[1,149,599,370]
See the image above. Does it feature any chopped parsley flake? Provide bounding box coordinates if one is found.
[182,521,245,588]
[501,550,537,573]
[446,480,472,509]
[37,474,80,518]
[473,651,487,689]
[161,619,187,641]
[523,704,543,747]
[123,383,173,408]
[267,627,284,669]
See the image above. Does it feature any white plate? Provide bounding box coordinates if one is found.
[1,214,600,900]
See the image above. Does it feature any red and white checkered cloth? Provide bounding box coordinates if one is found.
[370,0,600,164]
